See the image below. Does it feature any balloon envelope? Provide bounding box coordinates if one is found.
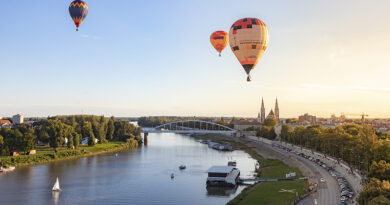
[229,18,269,81]
[210,31,229,56]
[69,0,88,31]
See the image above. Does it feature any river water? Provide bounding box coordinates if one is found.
[0,133,257,205]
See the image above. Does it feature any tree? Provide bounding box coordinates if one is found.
[217,117,227,126]
[44,120,66,150]
[91,117,101,143]
[263,118,277,126]
[368,195,390,205]
[280,125,292,142]
[371,140,390,163]
[268,127,277,140]
[369,161,390,181]
[0,135,4,155]
[106,116,115,141]
[358,178,390,204]
[19,128,36,153]
[82,121,95,146]
[98,116,107,143]
[67,134,74,149]
[377,132,390,140]
[286,118,297,124]
[292,126,306,147]
[73,133,81,148]
[37,129,50,145]
[63,125,75,149]
[258,126,277,140]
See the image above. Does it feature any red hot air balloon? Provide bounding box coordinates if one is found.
[210,31,229,57]
[229,18,269,82]
[69,0,88,31]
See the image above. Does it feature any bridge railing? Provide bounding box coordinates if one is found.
[153,120,235,132]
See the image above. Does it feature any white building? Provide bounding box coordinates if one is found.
[206,166,240,186]
[12,114,24,125]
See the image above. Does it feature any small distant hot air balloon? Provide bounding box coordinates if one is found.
[210,31,229,57]
[229,18,269,82]
[69,0,88,31]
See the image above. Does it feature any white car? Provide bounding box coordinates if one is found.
[320,178,325,183]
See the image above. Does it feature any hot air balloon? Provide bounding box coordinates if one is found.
[69,0,88,31]
[229,18,269,82]
[210,31,229,57]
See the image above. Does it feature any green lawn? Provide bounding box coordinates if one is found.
[200,135,309,205]
[228,181,308,205]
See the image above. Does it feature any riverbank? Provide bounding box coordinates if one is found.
[197,135,309,205]
[0,140,139,167]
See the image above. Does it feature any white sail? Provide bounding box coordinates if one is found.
[52,177,61,191]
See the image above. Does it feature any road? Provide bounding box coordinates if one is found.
[280,141,362,204]
[293,151,340,205]
[245,136,340,205]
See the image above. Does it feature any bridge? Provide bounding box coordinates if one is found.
[141,120,237,135]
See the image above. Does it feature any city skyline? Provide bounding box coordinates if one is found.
[1,0,390,118]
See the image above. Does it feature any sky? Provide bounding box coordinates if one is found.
[1,0,390,118]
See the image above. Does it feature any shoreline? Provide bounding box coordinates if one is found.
[196,134,309,205]
[0,141,139,167]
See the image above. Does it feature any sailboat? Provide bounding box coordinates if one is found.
[52,177,62,192]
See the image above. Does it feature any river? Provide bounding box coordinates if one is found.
[0,133,257,205]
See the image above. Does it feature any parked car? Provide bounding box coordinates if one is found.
[340,196,348,202]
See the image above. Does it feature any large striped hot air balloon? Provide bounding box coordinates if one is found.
[210,31,229,57]
[69,0,88,31]
[229,18,269,82]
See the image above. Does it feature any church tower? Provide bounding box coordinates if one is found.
[260,98,265,123]
[275,98,280,122]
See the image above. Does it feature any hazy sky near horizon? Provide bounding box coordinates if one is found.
[1,0,390,118]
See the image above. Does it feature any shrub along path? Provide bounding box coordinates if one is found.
[0,140,138,167]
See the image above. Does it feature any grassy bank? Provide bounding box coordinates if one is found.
[0,140,139,167]
[199,135,309,205]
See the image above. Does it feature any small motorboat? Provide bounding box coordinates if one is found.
[171,173,175,179]
[228,161,237,167]
[200,140,208,144]
[179,165,186,170]
[52,177,62,192]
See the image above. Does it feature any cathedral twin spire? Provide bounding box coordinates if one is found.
[260,98,265,123]
[259,98,279,123]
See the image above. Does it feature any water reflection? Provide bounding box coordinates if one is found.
[52,191,60,205]
[206,186,239,196]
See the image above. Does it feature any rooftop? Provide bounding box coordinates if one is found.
[207,166,235,173]
[231,120,261,125]
[0,120,11,125]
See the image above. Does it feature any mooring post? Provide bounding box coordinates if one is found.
[144,132,148,145]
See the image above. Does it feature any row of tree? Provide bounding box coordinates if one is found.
[279,123,390,204]
[0,115,142,156]
[138,116,197,127]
